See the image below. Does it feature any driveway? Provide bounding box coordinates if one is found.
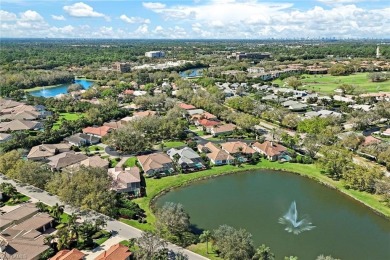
[0,175,209,260]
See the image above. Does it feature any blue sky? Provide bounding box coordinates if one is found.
[1,0,389,38]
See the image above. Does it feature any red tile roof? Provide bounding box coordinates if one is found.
[95,244,132,260]
[253,141,287,157]
[178,103,196,110]
[362,136,381,146]
[197,119,220,127]
[82,126,112,137]
[123,89,134,95]
[50,249,85,260]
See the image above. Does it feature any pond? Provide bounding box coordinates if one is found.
[29,79,94,97]
[156,170,390,260]
[179,68,205,78]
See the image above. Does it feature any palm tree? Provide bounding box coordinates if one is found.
[36,201,47,212]
[50,203,65,221]
[94,217,107,231]
[199,230,212,254]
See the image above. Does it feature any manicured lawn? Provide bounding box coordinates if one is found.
[52,112,84,130]
[123,157,137,167]
[95,236,110,246]
[194,130,205,137]
[272,73,390,94]
[110,159,119,167]
[187,243,222,260]
[131,160,390,232]
[89,145,103,151]
[163,141,186,148]
[189,125,198,130]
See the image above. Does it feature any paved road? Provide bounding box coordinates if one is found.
[0,175,209,260]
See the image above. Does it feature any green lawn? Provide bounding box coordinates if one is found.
[131,160,390,232]
[89,145,103,151]
[95,235,110,246]
[110,158,119,168]
[189,125,198,130]
[52,112,85,130]
[123,157,137,167]
[163,141,186,149]
[272,73,390,94]
[187,243,221,260]
[5,194,30,206]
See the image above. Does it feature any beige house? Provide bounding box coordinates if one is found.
[252,141,287,161]
[137,152,174,177]
[0,203,54,260]
[47,152,88,171]
[221,141,256,162]
[27,143,72,161]
[108,167,141,195]
[198,142,234,165]
[0,120,42,132]
[207,123,237,136]
[67,155,109,170]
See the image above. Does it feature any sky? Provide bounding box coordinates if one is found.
[0,0,389,39]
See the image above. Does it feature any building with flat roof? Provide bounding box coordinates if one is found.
[145,51,165,58]
[112,62,131,73]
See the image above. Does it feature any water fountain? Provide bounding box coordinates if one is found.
[40,86,48,97]
[279,201,315,235]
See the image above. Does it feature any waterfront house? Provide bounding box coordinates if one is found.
[108,167,141,196]
[198,142,234,165]
[137,152,175,177]
[221,141,255,162]
[252,141,287,161]
[167,147,205,171]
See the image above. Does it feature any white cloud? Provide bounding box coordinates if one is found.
[134,24,149,35]
[51,15,66,21]
[143,1,390,38]
[20,10,44,22]
[317,0,364,5]
[153,25,164,34]
[120,15,150,24]
[0,10,17,21]
[143,2,166,9]
[63,2,108,20]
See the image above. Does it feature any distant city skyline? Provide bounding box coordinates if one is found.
[1,0,389,39]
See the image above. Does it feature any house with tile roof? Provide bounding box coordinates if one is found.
[67,155,109,170]
[0,133,12,143]
[221,141,256,162]
[0,203,54,260]
[82,126,112,138]
[108,167,141,195]
[50,248,85,260]
[362,136,382,146]
[198,142,234,165]
[95,243,132,260]
[65,133,100,147]
[167,147,205,171]
[207,123,237,136]
[0,119,42,132]
[47,152,88,171]
[137,152,174,177]
[196,118,221,128]
[252,141,287,161]
[178,103,196,110]
[27,143,72,161]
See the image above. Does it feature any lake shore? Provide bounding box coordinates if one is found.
[24,78,95,92]
[25,83,64,92]
[126,161,389,232]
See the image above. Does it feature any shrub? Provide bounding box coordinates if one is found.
[118,208,136,219]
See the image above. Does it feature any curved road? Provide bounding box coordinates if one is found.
[0,174,209,260]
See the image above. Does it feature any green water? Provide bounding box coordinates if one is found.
[156,170,390,260]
